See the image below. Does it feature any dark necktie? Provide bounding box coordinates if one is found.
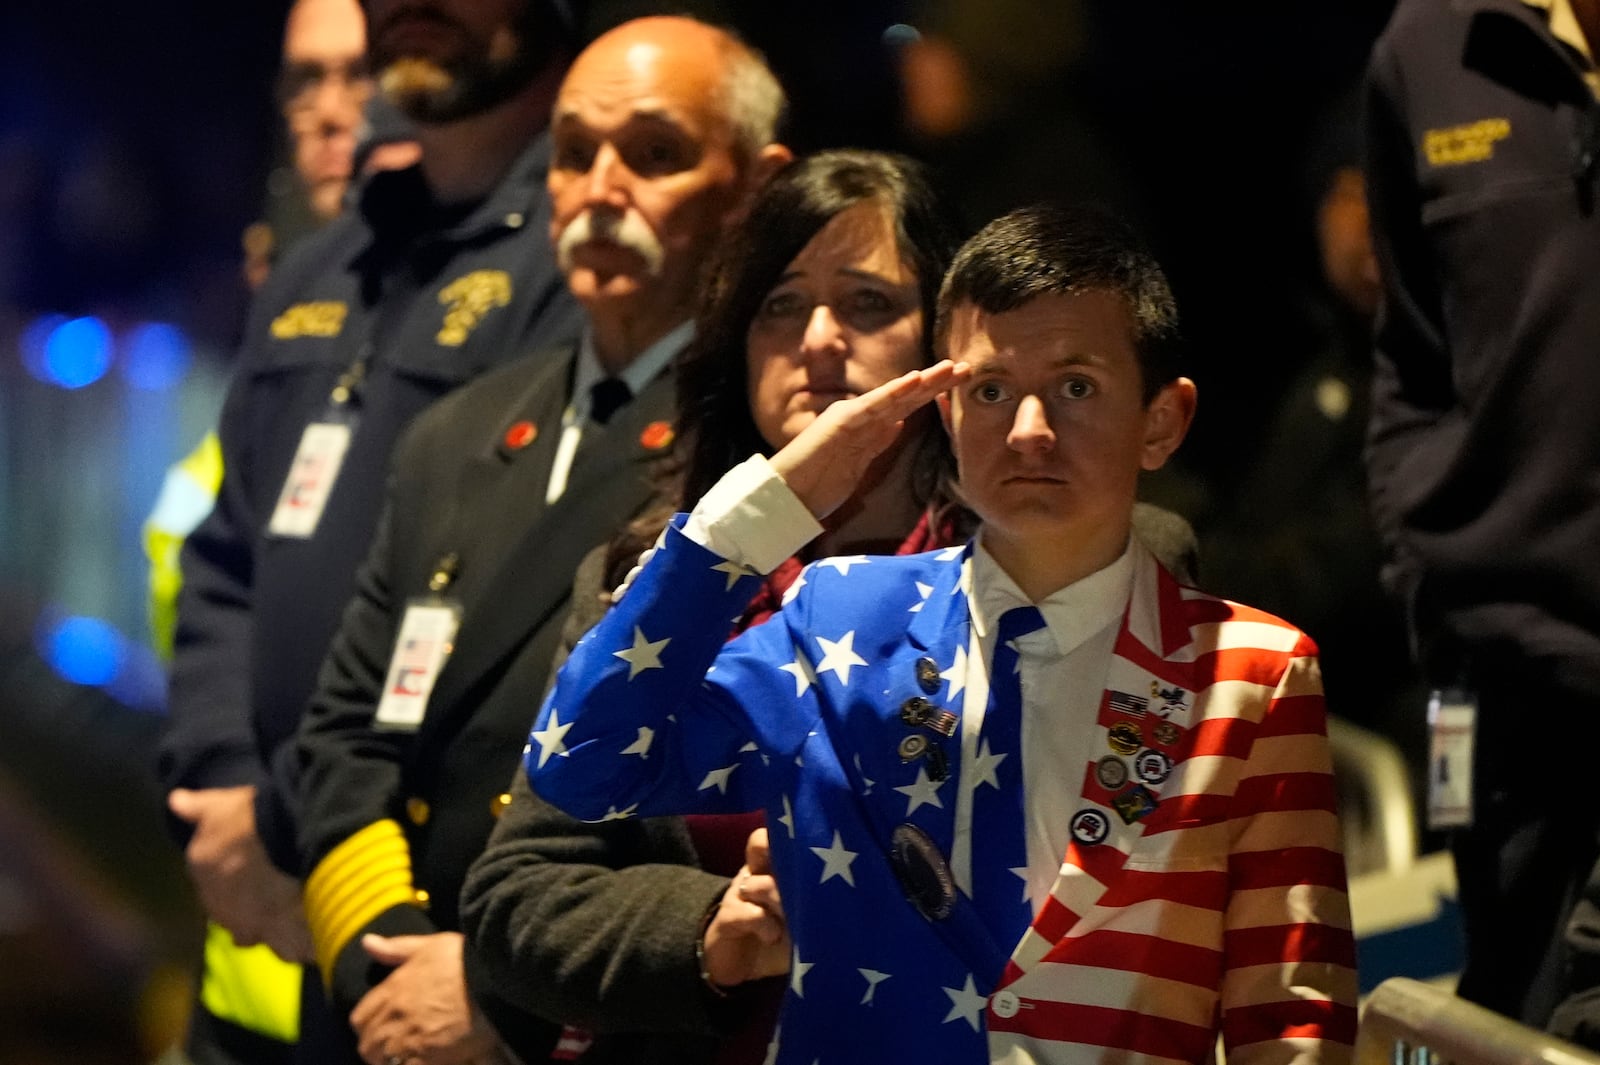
[971,604,1047,950]
[588,377,632,426]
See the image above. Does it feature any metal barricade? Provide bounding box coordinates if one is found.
[1329,716,1419,877]
[1357,978,1600,1065]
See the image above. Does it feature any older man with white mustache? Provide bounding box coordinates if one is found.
[291,15,792,1065]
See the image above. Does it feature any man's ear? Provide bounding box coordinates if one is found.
[726,143,794,224]
[1139,377,1196,471]
[936,390,954,437]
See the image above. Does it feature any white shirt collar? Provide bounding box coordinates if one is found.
[571,319,695,418]
[966,534,1136,656]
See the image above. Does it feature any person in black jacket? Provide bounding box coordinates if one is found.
[1365,0,1600,1034]
[160,1,585,1059]
[292,17,792,1064]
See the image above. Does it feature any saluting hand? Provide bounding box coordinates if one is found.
[769,361,969,522]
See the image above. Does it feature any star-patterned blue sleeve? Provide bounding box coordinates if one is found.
[527,516,823,822]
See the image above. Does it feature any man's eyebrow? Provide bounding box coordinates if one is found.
[1049,351,1108,367]
[553,107,693,133]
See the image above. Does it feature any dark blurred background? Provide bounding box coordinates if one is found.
[0,0,1403,1059]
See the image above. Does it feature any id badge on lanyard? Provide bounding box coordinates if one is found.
[267,361,365,539]
[1427,687,1477,830]
[374,554,463,733]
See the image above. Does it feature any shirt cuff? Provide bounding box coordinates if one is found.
[682,455,823,575]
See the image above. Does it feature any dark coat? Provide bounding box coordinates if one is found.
[462,544,750,1065]
[161,134,583,865]
[1365,0,1600,688]
[293,343,678,1053]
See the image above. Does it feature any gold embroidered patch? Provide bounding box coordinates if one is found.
[436,270,513,346]
[270,301,348,339]
[1423,118,1511,167]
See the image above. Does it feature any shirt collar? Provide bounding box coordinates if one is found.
[965,534,1135,656]
[571,319,694,417]
[1522,0,1596,61]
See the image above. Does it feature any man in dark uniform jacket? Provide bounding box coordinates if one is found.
[1365,0,1600,1036]
[291,17,792,1063]
[160,1,585,1059]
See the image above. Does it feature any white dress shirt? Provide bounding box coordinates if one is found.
[544,320,693,504]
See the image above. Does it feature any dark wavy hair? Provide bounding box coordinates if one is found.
[605,149,967,582]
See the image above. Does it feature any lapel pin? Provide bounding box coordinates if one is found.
[1152,721,1181,747]
[503,420,537,450]
[1095,756,1129,790]
[1134,749,1172,785]
[1107,690,1148,717]
[639,420,675,451]
[1107,721,1142,755]
[915,656,941,694]
[1111,784,1159,825]
[1070,808,1110,846]
[889,823,956,920]
[900,696,957,737]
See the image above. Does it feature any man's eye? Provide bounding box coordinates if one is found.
[625,140,688,176]
[973,381,1009,403]
[553,141,595,172]
[1061,377,1096,400]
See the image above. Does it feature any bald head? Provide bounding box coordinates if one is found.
[547,16,791,365]
[565,16,785,161]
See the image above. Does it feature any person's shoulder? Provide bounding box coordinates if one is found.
[404,340,578,443]
[1177,584,1318,658]
[1373,0,1471,64]
[791,548,959,613]
[260,211,369,296]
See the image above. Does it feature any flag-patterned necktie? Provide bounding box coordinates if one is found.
[971,604,1047,952]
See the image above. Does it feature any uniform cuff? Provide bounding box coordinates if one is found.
[304,819,426,985]
[682,455,822,575]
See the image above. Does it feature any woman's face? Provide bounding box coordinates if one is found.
[746,202,925,450]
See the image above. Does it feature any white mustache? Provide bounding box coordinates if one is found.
[555,209,665,278]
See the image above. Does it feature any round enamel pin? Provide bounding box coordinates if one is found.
[503,420,537,449]
[639,420,675,451]
[1095,756,1129,790]
[1070,808,1111,846]
[1134,748,1172,785]
[1107,721,1142,756]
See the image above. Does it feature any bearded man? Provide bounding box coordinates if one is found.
[160,2,585,1061]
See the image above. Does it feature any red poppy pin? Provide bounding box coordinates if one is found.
[639,420,675,451]
[503,420,537,450]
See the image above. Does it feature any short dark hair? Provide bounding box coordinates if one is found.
[933,204,1182,400]
[678,148,964,504]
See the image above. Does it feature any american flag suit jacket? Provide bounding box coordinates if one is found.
[529,518,1358,1065]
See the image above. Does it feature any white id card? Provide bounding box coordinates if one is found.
[1427,688,1476,830]
[267,421,353,538]
[373,599,463,731]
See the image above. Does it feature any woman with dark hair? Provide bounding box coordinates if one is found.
[606,147,967,586]
[459,149,969,1065]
